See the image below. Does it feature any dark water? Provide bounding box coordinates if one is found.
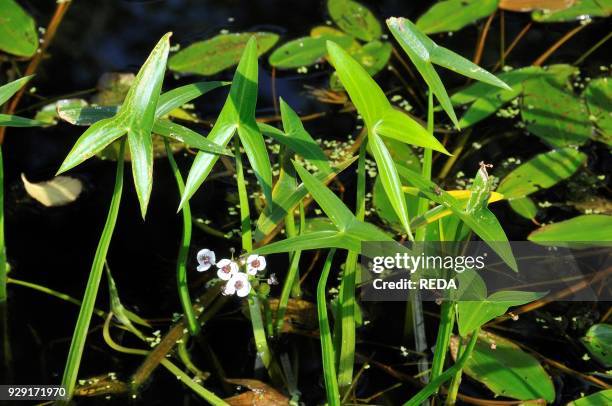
[2,0,610,404]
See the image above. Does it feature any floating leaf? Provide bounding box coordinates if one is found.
[499,0,576,12]
[351,40,392,76]
[35,99,88,126]
[225,379,289,405]
[21,174,83,207]
[387,17,510,128]
[569,389,612,405]
[452,65,578,127]
[416,0,498,34]
[584,77,612,144]
[509,196,538,220]
[581,324,612,367]
[169,32,278,76]
[0,0,38,57]
[452,332,555,402]
[327,0,382,41]
[522,78,593,147]
[528,214,612,242]
[498,148,586,200]
[532,0,611,22]
[269,34,353,69]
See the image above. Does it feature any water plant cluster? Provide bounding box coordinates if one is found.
[1,0,611,405]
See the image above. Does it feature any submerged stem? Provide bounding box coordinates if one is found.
[164,140,199,335]
[61,140,126,401]
[0,146,6,303]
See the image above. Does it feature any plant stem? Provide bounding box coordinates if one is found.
[336,140,367,395]
[317,249,340,406]
[445,337,465,406]
[403,331,479,406]
[61,140,126,401]
[164,140,199,335]
[234,138,277,381]
[430,302,455,382]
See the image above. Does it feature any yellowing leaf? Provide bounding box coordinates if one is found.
[21,174,83,207]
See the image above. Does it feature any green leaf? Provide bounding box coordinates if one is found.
[508,196,538,220]
[57,105,118,126]
[293,162,355,231]
[528,214,612,243]
[350,40,392,76]
[398,166,517,270]
[317,250,341,406]
[458,291,545,336]
[326,40,389,128]
[168,32,278,76]
[278,99,332,174]
[581,324,612,367]
[522,78,592,147]
[452,65,578,127]
[584,77,612,144]
[569,389,612,406]
[375,108,450,154]
[152,119,232,155]
[269,34,353,69]
[498,148,586,200]
[327,0,382,41]
[123,33,172,218]
[416,0,499,34]
[368,132,412,236]
[387,17,510,128]
[253,157,356,241]
[0,0,38,57]
[532,0,611,22]
[373,176,419,233]
[181,37,270,208]
[0,113,45,127]
[57,117,128,173]
[0,76,32,106]
[456,332,555,402]
[256,230,361,254]
[155,81,227,117]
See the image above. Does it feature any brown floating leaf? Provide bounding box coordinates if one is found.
[225,379,289,406]
[268,298,318,330]
[499,0,575,12]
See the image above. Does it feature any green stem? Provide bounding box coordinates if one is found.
[403,331,478,406]
[445,337,464,406]
[234,138,278,382]
[317,249,340,406]
[164,139,199,335]
[337,140,368,395]
[430,302,455,383]
[61,140,126,401]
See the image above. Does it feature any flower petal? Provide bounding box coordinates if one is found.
[216,258,231,268]
[196,249,215,266]
[256,256,266,270]
[197,263,211,272]
[217,269,233,280]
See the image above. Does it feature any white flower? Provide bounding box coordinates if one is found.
[223,273,251,297]
[196,249,216,272]
[216,259,238,281]
[246,254,266,275]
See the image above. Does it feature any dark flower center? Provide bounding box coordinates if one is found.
[251,259,260,268]
[222,265,231,273]
[234,280,244,290]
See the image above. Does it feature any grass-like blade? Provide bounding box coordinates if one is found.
[293,162,355,231]
[0,76,32,106]
[253,157,357,241]
[368,132,413,237]
[255,231,360,254]
[0,114,45,127]
[317,249,341,406]
[155,81,227,117]
[153,119,232,155]
[375,109,449,154]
